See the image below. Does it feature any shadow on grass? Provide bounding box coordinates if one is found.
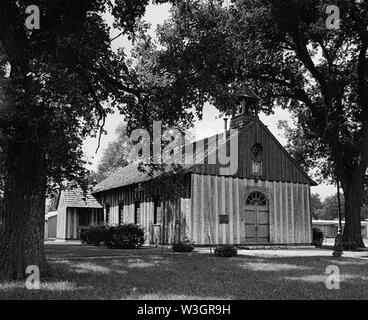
[1,248,368,300]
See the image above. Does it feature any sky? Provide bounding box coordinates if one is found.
[83,2,336,200]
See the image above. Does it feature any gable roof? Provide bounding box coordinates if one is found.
[93,164,157,194]
[93,118,316,193]
[92,130,236,194]
[257,120,317,186]
[189,119,316,185]
[61,187,103,209]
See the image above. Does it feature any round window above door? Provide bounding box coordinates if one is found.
[245,191,267,206]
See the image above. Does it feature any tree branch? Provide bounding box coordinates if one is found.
[357,36,368,117]
[111,31,125,42]
[247,73,293,88]
[95,68,142,98]
[290,31,332,107]
[247,72,323,119]
[316,38,333,68]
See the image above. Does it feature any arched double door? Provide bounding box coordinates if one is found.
[244,191,270,243]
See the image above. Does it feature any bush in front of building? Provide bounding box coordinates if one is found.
[312,227,324,247]
[104,224,145,249]
[213,245,238,257]
[172,239,195,252]
[80,224,109,246]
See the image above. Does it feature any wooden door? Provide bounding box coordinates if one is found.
[244,192,269,243]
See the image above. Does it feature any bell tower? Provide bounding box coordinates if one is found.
[230,86,260,130]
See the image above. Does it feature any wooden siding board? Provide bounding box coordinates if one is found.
[235,178,240,244]
[214,175,219,244]
[278,182,283,243]
[192,174,199,243]
[273,181,278,243]
[220,176,225,244]
[305,185,312,243]
[206,175,215,244]
[229,178,234,244]
[284,182,289,243]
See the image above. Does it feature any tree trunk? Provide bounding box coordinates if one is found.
[341,179,365,249]
[0,141,53,280]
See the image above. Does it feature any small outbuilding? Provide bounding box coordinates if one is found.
[56,186,104,240]
[44,211,58,240]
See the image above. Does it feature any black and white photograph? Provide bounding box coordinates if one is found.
[0,0,368,309]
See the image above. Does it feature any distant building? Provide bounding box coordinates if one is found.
[44,211,57,240]
[312,220,368,238]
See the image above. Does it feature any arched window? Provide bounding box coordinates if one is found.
[245,191,267,206]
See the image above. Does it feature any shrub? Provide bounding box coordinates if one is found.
[333,233,344,257]
[172,239,195,252]
[312,227,324,247]
[214,245,238,257]
[80,224,108,246]
[104,224,145,249]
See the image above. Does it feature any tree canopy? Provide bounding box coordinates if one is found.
[90,123,131,183]
[0,0,176,280]
[130,0,368,247]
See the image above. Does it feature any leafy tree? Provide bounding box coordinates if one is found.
[0,0,174,280]
[134,0,368,247]
[45,191,59,213]
[320,194,345,221]
[311,193,323,220]
[91,123,131,183]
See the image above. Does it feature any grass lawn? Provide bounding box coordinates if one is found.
[1,245,368,299]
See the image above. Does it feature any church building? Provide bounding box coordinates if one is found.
[56,88,316,245]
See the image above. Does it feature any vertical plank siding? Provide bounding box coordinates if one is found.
[189,174,312,245]
[96,173,312,245]
[99,184,189,245]
[56,192,67,240]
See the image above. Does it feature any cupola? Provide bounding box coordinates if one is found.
[230,86,260,130]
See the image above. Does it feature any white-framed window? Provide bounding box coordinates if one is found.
[252,160,263,176]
